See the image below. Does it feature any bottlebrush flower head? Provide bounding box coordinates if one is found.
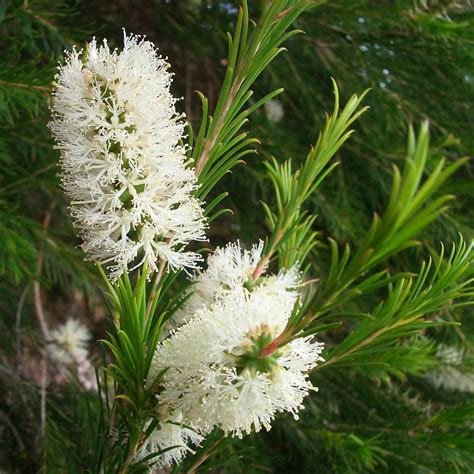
[264,98,284,123]
[50,32,206,279]
[47,318,91,365]
[427,344,474,394]
[137,411,203,467]
[171,240,299,330]
[151,273,324,438]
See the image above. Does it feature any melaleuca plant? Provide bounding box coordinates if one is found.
[44,1,473,472]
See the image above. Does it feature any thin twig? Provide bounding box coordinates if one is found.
[39,356,48,439]
[252,228,284,280]
[0,79,51,94]
[33,281,50,339]
[186,436,224,474]
[310,315,420,374]
[194,79,243,176]
[145,259,167,322]
[33,203,56,440]
[22,5,74,48]
[2,163,56,192]
[16,285,30,368]
[34,205,55,339]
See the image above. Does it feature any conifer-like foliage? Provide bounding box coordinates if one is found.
[1,1,473,473]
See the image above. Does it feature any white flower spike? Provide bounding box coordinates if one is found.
[264,98,284,123]
[47,318,91,365]
[50,32,206,279]
[137,411,203,467]
[171,240,301,332]
[427,344,474,394]
[150,242,324,438]
[171,240,265,329]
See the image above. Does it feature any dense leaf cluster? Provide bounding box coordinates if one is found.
[1,1,473,473]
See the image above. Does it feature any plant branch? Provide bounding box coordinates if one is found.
[186,436,224,473]
[145,259,167,322]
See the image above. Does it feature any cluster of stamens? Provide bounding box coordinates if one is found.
[231,324,283,375]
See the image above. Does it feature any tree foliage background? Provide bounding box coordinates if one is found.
[1,0,473,472]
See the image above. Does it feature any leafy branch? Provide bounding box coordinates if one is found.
[313,236,474,378]
[299,122,468,326]
[97,267,169,471]
[256,80,368,277]
[258,120,468,358]
[191,0,314,198]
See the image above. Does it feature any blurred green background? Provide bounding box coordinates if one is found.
[1,1,473,472]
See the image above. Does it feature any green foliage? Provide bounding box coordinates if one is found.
[303,123,467,322]
[262,81,368,272]
[45,386,105,473]
[0,2,98,471]
[192,0,312,198]
[1,0,474,473]
[0,0,95,290]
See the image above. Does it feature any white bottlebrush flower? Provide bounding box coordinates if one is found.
[50,32,206,279]
[188,0,202,11]
[47,318,91,365]
[170,240,300,331]
[76,355,98,392]
[137,411,203,467]
[151,286,324,438]
[264,99,284,123]
[427,344,474,394]
[171,240,264,328]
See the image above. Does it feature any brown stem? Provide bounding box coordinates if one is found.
[33,203,56,441]
[252,256,269,281]
[3,163,56,192]
[252,228,284,280]
[39,357,48,439]
[145,259,167,322]
[33,281,49,339]
[0,79,51,95]
[310,315,420,374]
[194,3,295,177]
[118,432,146,474]
[16,285,30,368]
[23,5,74,48]
[194,78,244,177]
[34,205,55,339]
[260,329,292,358]
[186,437,224,474]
